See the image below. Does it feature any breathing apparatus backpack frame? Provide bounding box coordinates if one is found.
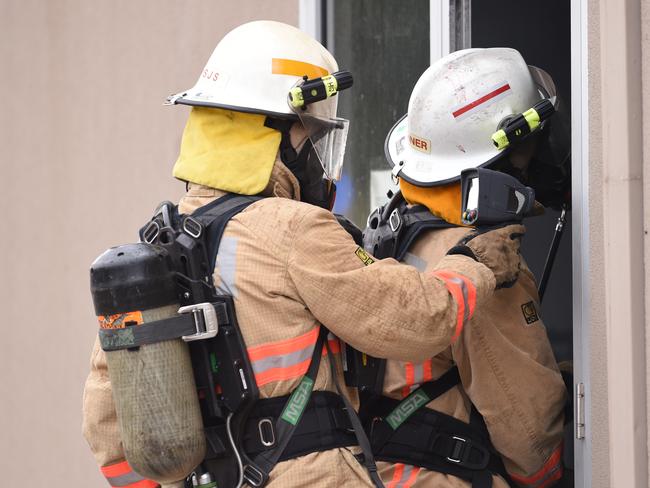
[94,193,384,488]
[355,191,513,488]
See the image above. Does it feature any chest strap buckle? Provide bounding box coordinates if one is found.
[444,435,490,471]
[389,208,402,232]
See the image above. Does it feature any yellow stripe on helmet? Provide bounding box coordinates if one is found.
[271,58,329,79]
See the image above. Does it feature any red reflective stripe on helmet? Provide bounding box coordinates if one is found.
[452,83,511,118]
[432,270,477,342]
[509,444,563,488]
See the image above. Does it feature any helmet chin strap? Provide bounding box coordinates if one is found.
[264,117,336,210]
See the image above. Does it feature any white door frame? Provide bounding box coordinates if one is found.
[428,6,592,487]
[569,0,590,486]
[299,0,324,43]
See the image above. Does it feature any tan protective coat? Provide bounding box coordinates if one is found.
[377,226,566,488]
[82,162,500,487]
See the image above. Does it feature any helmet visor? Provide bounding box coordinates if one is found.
[288,91,349,182]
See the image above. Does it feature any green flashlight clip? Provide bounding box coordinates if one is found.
[289,70,354,109]
[491,99,555,150]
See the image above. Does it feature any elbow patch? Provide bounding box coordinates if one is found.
[432,270,477,342]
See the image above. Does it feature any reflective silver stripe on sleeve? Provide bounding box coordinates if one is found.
[215,236,238,298]
[449,276,471,326]
[396,464,413,487]
[251,343,315,375]
[105,471,147,487]
[413,363,424,385]
[403,252,427,271]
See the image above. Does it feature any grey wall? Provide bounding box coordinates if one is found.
[0,1,297,486]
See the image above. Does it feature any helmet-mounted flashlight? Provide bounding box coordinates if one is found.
[288,70,353,109]
[491,99,555,150]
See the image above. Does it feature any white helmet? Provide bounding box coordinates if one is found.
[167,20,338,120]
[386,48,556,186]
[167,20,350,182]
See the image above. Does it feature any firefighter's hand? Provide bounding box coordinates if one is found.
[448,224,525,288]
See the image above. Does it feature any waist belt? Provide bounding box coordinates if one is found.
[367,395,510,488]
[242,391,357,462]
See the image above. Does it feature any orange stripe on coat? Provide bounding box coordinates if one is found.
[432,270,477,342]
[101,460,131,478]
[402,363,415,398]
[422,359,433,382]
[252,339,341,387]
[509,444,564,488]
[402,466,421,488]
[129,480,158,488]
[387,463,405,488]
[247,327,320,361]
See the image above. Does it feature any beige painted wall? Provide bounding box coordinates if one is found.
[586,0,610,483]
[589,0,647,486]
[644,0,650,480]
[0,1,297,486]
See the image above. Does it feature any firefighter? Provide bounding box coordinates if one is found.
[362,48,569,488]
[82,24,527,488]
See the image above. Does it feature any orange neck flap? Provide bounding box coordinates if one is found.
[399,178,466,226]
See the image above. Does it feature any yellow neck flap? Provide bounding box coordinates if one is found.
[173,107,282,195]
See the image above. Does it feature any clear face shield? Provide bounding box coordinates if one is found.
[490,66,571,209]
[287,71,353,181]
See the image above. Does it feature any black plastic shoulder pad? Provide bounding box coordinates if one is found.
[335,214,363,246]
[362,191,457,261]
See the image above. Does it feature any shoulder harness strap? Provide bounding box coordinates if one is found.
[358,192,457,396]
[363,191,456,261]
[106,196,261,352]
[189,193,263,272]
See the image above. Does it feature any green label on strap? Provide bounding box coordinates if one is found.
[100,328,135,350]
[385,389,430,430]
[281,376,315,425]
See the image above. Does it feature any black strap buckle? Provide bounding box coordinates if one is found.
[141,220,160,243]
[445,435,490,471]
[258,418,276,447]
[243,463,268,487]
[178,302,219,342]
[389,208,402,232]
[182,216,203,238]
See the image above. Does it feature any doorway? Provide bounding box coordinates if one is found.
[302,1,585,485]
